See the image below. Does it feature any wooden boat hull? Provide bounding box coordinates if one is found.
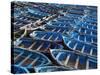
[63,36,97,58]
[11,65,29,74]
[12,48,51,73]
[34,66,74,73]
[43,25,72,34]
[69,31,97,46]
[50,49,97,69]
[14,37,63,53]
[30,31,63,43]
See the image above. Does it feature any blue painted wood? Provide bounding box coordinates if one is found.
[14,38,63,52]
[11,65,29,74]
[30,31,63,42]
[12,2,97,73]
[44,25,72,34]
[50,49,97,69]
[12,48,51,73]
[34,66,73,73]
[63,36,97,57]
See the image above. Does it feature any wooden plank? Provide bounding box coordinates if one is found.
[90,48,93,55]
[64,54,71,66]
[57,29,61,33]
[28,57,39,67]
[36,43,44,51]
[41,34,47,39]
[67,41,71,46]
[86,59,89,69]
[56,52,62,60]
[73,43,78,50]
[28,42,36,49]
[52,28,56,32]
[62,30,66,34]
[75,56,79,69]
[54,36,59,41]
[81,45,85,53]
[19,54,32,65]
[48,34,53,40]
[14,52,24,61]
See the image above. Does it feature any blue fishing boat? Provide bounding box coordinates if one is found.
[14,37,63,52]
[30,31,63,43]
[50,49,97,69]
[43,25,72,34]
[47,20,73,28]
[75,22,97,31]
[12,48,51,73]
[74,27,97,36]
[69,31,97,45]
[68,9,84,15]
[34,66,73,73]
[63,36,97,58]
[11,65,29,74]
